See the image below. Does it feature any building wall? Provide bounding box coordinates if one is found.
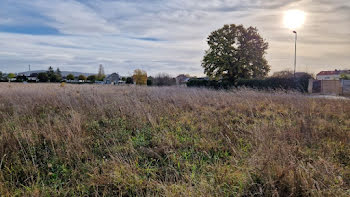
[342,80,350,96]
[310,80,321,93]
[316,74,341,80]
[321,80,342,95]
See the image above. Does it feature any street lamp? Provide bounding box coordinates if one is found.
[293,31,297,78]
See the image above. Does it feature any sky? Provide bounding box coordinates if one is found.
[0,0,349,76]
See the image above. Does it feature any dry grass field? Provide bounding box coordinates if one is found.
[0,83,349,196]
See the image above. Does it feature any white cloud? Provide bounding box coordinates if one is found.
[26,0,118,35]
[0,0,349,76]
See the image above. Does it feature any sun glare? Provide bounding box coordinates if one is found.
[283,10,306,30]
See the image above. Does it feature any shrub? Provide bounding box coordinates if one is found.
[188,75,312,92]
[126,77,134,84]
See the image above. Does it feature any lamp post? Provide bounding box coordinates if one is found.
[293,31,297,78]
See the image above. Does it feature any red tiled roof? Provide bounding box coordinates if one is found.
[317,71,341,76]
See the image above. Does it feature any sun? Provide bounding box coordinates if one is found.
[283,10,306,30]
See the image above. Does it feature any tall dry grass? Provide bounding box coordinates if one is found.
[0,83,349,196]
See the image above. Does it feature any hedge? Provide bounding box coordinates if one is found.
[187,76,311,92]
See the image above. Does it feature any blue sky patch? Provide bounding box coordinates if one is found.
[0,25,60,35]
[133,37,163,42]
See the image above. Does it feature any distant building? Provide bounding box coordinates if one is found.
[27,73,39,82]
[176,74,191,85]
[316,70,350,80]
[104,73,120,84]
[117,80,126,85]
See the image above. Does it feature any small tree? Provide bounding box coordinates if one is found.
[38,72,49,82]
[340,73,350,80]
[87,75,96,82]
[67,74,75,81]
[78,75,87,81]
[147,76,153,86]
[133,69,147,85]
[7,73,16,81]
[126,77,134,84]
[97,64,106,81]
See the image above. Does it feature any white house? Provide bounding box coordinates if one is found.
[27,73,39,82]
[316,70,343,80]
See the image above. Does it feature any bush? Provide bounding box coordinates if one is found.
[188,75,311,92]
[126,77,134,84]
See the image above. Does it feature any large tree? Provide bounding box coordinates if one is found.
[202,24,270,82]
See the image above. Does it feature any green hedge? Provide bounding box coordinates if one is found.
[187,76,311,92]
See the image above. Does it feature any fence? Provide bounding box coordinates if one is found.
[308,79,350,96]
[342,80,350,96]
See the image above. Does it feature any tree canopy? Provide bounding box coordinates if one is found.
[7,73,16,79]
[78,75,87,81]
[272,70,294,78]
[87,75,96,82]
[202,24,270,82]
[126,77,134,84]
[67,74,75,81]
[152,73,176,86]
[133,69,147,85]
[340,73,350,80]
[38,73,49,82]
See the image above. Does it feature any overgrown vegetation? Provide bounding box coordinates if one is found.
[0,84,349,196]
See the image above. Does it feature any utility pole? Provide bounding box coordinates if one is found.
[293,31,297,78]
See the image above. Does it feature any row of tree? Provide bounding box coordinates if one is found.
[0,72,15,81]
[0,66,107,83]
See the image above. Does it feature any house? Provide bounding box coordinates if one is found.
[176,74,191,85]
[27,73,39,82]
[117,80,126,85]
[316,70,350,80]
[104,73,120,84]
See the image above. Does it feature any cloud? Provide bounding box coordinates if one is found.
[0,0,349,76]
